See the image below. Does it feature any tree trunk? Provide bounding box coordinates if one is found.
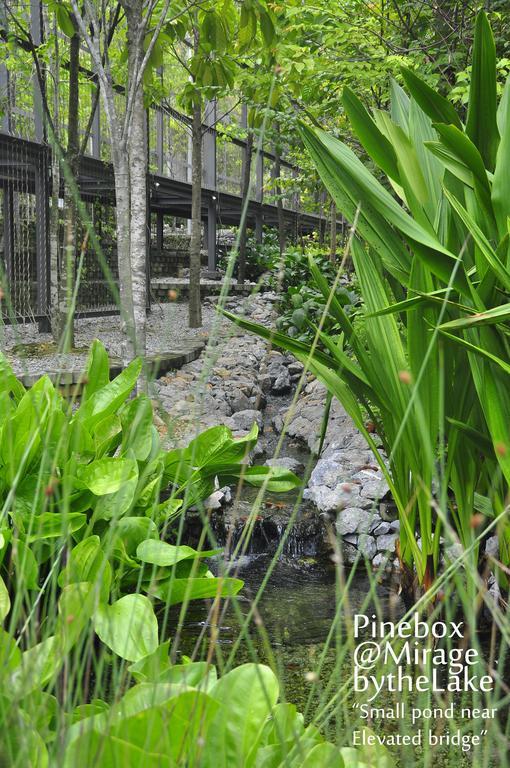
[330,199,337,263]
[60,31,80,351]
[112,147,134,362]
[188,35,202,329]
[237,129,253,284]
[127,78,147,358]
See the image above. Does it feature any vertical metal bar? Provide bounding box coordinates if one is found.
[3,186,14,283]
[91,87,101,158]
[30,0,44,143]
[207,196,217,273]
[35,149,50,330]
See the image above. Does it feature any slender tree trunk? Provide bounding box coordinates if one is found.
[60,31,80,351]
[237,129,253,284]
[112,147,134,361]
[330,199,337,263]
[188,24,202,329]
[127,68,147,358]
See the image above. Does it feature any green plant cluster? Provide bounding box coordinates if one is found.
[274,246,358,343]
[0,341,319,765]
[228,11,510,594]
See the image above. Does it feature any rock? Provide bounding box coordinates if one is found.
[485,535,499,558]
[376,533,398,552]
[342,542,359,565]
[372,553,390,569]
[372,521,391,536]
[336,507,377,536]
[272,370,292,394]
[203,490,225,510]
[227,389,252,413]
[265,457,304,474]
[358,534,377,560]
[389,519,400,532]
[259,374,272,393]
[305,483,362,514]
[231,409,263,432]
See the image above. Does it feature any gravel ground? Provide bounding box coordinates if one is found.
[1,300,228,378]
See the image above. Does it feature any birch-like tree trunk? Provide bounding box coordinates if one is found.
[237,129,253,284]
[60,31,80,351]
[125,0,147,357]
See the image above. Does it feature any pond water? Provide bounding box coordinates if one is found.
[168,548,404,720]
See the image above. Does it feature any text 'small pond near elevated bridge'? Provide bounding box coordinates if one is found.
[0,6,331,328]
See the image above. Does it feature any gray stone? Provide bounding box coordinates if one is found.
[342,542,359,565]
[259,374,272,393]
[358,534,377,560]
[390,519,400,532]
[336,507,377,536]
[231,409,263,432]
[485,535,499,558]
[203,490,225,510]
[359,477,390,501]
[376,533,398,552]
[372,553,390,569]
[372,521,391,536]
[228,389,252,413]
[265,457,304,474]
[272,371,292,394]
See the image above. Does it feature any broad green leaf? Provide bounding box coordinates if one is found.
[439,303,510,330]
[401,66,462,129]
[342,87,400,181]
[0,694,49,768]
[110,517,159,558]
[203,664,279,768]
[136,539,220,567]
[94,594,158,662]
[76,357,142,430]
[0,576,10,622]
[148,576,243,606]
[76,457,138,496]
[121,394,154,462]
[492,76,510,238]
[82,340,110,403]
[443,188,510,293]
[0,628,21,675]
[11,538,39,590]
[466,11,499,170]
[300,743,345,767]
[23,512,87,543]
[58,536,112,602]
[63,692,219,767]
[299,122,469,293]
